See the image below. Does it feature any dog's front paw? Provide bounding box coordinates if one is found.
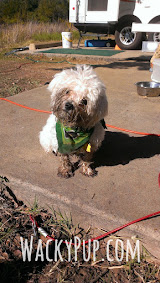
[57,166,74,178]
[80,163,97,177]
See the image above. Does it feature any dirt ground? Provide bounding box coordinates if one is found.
[0,52,108,98]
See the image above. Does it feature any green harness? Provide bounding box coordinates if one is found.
[56,120,94,154]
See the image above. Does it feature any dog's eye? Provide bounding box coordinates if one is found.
[65,89,70,95]
[80,99,87,105]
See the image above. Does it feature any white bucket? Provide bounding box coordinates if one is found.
[62,32,72,48]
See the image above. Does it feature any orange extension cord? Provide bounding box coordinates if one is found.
[1,97,160,137]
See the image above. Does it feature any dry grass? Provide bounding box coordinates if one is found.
[0,21,78,49]
[0,175,160,282]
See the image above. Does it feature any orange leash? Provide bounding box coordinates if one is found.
[105,123,160,137]
[0,97,160,137]
[0,98,52,114]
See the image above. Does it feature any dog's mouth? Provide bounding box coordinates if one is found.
[61,108,87,128]
[64,110,76,123]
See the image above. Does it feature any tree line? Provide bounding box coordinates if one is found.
[0,0,69,24]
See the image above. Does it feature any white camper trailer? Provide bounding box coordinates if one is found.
[69,0,160,50]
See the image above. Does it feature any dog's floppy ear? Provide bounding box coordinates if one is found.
[48,69,70,99]
[47,75,57,94]
[47,73,63,104]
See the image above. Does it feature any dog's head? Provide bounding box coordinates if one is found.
[48,65,108,129]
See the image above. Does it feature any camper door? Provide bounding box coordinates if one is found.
[85,0,120,23]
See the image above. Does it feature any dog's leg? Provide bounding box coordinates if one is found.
[81,161,97,177]
[58,154,74,178]
[79,152,97,177]
[79,123,105,177]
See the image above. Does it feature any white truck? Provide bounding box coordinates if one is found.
[69,0,160,50]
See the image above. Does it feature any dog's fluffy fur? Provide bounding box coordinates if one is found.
[39,65,108,178]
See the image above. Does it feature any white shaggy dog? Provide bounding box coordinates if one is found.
[40,65,108,178]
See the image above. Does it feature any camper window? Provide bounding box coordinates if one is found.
[87,0,108,11]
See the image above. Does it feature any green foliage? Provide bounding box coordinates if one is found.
[31,30,79,42]
[32,31,62,41]
[0,0,69,24]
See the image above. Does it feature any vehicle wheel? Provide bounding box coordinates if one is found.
[115,19,143,50]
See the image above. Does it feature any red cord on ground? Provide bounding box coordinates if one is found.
[0,98,160,136]
[106,123,160,137]
[30,210,160,245]
[0,98,52,114]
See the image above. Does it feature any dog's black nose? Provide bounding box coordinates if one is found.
[65,102,74,111]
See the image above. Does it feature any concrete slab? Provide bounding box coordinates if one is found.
[1,60,160,258]
[20,45,153,63]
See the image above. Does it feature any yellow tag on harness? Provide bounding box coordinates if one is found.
[86,143,91,153]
